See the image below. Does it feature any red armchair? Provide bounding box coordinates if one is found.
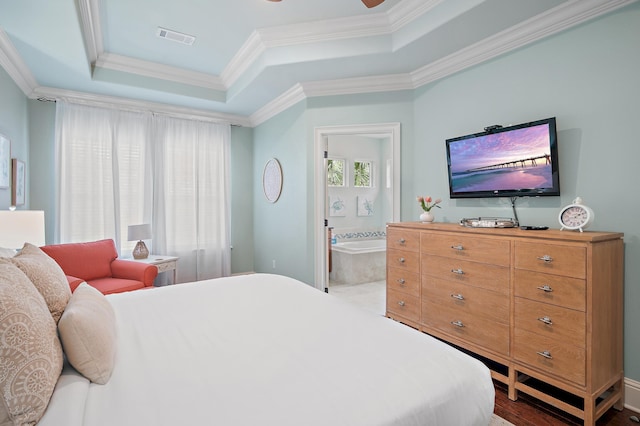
[41,239,158,294]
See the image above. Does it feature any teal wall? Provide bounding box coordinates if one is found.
[0,66,29,209]
[27,100,56,243]
[1,3,638,382]
[410,4,640,381]
[230,125,254,274]
[252,102,311,282]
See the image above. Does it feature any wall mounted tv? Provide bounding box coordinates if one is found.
[446,117,559,199]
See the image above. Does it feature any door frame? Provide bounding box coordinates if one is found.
[313,122,401,291]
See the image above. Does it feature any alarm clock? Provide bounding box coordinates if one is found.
[559,197,594,232]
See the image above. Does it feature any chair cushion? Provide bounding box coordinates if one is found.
[88,277,146,295]
[11,243,72,324]
[58,283,117,384]
[0,260,63,425]
[41,239,118,281]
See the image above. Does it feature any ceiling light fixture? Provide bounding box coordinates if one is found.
[156,27,196,46]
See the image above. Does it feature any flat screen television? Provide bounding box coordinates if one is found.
[446,117,559,199]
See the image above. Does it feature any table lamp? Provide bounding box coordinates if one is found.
[0,210,46,251]
[127,224,152,259]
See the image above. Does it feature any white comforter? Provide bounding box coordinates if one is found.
[40,274,494,426]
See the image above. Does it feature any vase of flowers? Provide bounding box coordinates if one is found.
[417,196,441,223]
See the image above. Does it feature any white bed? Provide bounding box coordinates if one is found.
[40,273,494,426]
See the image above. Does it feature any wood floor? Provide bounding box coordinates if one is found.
[494,382,639,425]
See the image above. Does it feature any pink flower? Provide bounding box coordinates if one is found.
[417,195,442,212]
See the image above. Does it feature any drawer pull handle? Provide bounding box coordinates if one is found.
[450,293,465,301]
[536,350,553,360]
[537,285,554,293]
[398,238,406,245]
[451,245,464,251]
[398,257,405,263]
[537,255,553,263]
[451,268,464,275]
[397,278,406,285]
[450,320,465,328]
[538,316,553,325]
[398,301,406,307]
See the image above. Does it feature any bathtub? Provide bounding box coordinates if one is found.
[329,238,386,285]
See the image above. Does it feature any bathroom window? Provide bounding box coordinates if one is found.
[354,160,372,188]
[327,158,346,187]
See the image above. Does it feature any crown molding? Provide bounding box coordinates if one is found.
[250,0,637,127]
[220,31,267,88]
[33,86,251,127]
[76,0,102,65]
[95,52,226,91]
[411,0,638,88]
[249,83,307,126]
[303,74,413,98]
[5,0,635,129]
[256,13,390,48]
[387,0,442,32]
[0,28,38,96]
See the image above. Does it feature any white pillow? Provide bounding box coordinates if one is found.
[58,283,117,384]
[0,246,16,258]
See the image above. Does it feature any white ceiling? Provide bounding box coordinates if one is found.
[0,0,636,126]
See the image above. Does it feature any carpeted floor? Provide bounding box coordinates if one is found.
[490,414,515,426]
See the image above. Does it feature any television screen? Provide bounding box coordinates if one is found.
[446,117,559,199]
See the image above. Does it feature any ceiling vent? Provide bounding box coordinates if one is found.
[156,27,195,46]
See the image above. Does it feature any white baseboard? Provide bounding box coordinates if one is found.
[626,377,640,413]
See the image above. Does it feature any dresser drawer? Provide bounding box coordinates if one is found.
[386,289,420,322]
[514,270,586,311]
[422,277,508,324]
[387,268,420,297]
[422,255,509,295]
[421,233,510,266]
[514,298,585,348]
[422,300,509,355]
[387,228,420,252]
[513,328,585,386]
[387,248,419,273]
[515,242,586,278]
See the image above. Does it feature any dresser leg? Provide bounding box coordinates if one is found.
[508,365,517,401]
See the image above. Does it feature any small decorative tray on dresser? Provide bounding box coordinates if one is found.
[386,222,624,426]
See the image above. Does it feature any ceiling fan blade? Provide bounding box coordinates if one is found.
[362,0,385,8]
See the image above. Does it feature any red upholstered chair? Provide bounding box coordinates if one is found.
[41,239,158,294]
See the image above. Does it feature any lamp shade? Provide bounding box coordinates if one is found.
[127,224,152,241]
[0,210,46,249]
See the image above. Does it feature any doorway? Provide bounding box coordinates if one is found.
[313,123,400,293]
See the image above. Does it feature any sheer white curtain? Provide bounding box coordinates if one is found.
[151,115,231,283]
[55,100,231,282]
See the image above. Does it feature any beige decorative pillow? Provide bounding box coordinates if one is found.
[58,283,117,384]
[0,260,64,425]
[11,242,71,324]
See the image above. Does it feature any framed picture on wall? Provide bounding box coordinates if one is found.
[11,159,25,206]
[357,196,374,216]
[0,134,9,189]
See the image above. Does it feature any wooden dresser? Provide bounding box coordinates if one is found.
[386,222,624,426]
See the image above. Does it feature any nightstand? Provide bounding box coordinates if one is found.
[124,255,179,284]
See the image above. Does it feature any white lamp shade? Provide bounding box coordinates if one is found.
[128,224,152,241]
[0,210,46,249]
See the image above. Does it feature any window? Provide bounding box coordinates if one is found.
[327,158,346,187]
[56,100,231,281]
[354,160,372,188]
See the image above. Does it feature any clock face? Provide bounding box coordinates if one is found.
[561,206,589,227]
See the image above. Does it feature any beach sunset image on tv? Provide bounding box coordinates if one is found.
[448,123,554,194]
